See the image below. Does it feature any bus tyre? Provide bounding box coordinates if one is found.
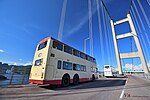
[73,74,79,85]
[92,75,95,81]
[62,75,70,87]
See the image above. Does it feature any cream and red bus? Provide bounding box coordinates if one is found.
[104,65,117,78]
[29,37,98,86]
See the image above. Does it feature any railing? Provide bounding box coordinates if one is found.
[132,73,150,79]
[0,68,30,87]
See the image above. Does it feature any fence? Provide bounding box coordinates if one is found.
[133,73,150,79]
[0,67,31,86]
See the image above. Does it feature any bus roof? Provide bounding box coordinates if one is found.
[38,37,96,61]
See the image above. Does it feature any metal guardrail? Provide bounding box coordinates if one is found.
[0,68,30,86]
[132,73,150,79]
[0,73,29,86]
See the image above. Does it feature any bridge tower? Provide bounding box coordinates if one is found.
[110,13,149,74]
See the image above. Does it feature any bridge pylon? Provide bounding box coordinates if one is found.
[110,13,149,74]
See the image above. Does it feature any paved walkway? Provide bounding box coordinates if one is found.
[122,75,150,100]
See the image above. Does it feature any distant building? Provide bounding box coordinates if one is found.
[13,65,32,74]
[0,62,32,74]
[1,63,11,73]
[0,62,2,73]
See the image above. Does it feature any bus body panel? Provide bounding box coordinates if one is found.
[29,38,50,81]
[104,65,116,77]
[29,37,98,85]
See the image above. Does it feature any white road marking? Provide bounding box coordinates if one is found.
[120,90,124,99]
[119,78,128,99]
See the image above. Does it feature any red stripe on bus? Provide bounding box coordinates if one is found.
[29,78,92,85]
[29,79,61,85]
[39,37,50,44]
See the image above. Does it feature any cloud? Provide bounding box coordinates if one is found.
[1,60,32,66]
[24,62,32,66]
[13,63,17,65]
[121,60,150,71]
[19,59,22,61]
[66,4,97,37]
[0,49,5,53]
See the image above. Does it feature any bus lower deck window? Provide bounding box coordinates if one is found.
[73,64,80,71]
[63,61,72,70]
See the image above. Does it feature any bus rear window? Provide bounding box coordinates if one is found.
[38,41,47,50]
[34,59,43,66]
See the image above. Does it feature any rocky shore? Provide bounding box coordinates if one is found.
[0,75,7,80]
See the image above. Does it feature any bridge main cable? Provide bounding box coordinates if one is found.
[100,0,113,20]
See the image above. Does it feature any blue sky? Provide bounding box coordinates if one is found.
[0,0,149,71]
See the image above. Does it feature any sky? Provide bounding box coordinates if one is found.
[0,0,149,71]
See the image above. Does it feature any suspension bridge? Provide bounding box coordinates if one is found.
[0,0,150,100]
[58,0,150,75]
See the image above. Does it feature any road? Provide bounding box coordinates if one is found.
[122,75,150,100]
[0,77,126,100]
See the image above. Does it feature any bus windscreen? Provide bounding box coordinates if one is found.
[38,41,47,50]
[105,66,109,68]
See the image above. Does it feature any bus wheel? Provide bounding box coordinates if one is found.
[73,74,79,85]
[92,75,95,81]
[62,75,70,87]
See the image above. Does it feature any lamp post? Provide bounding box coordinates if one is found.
[84,37,90,53]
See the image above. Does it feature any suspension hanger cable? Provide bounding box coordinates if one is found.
[100,1,106,64]
[100,0,113,20]
[58,0,68,41]
[96,0,105,65]
[102,4,110,65]
[107,14,115,67]
[130,7,150,63]
[132,0,150,46]
[127,0,133,14]
[140,34,150,61]
[130,36,134,73]
[147,0,150,5]
[137,0,150,28]
[118,42,125,73]
[131,7,142,33]
[105,12,112,66]
[132,0,145,31]
[131,4,150,58]
[144,33,150,46]
[88,0,93,56]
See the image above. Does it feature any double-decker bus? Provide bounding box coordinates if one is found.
[104,65,117,78]
[29,37,98,86]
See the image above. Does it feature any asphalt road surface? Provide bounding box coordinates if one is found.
[0,77,127,100]
[122,75,150,100]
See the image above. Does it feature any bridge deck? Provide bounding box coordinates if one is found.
[0,76,150,100]
[122,75,150,100]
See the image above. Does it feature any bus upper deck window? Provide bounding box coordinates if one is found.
[64,45,72,54]
[53,41,63,51]
[38,41,47,50]
[93,58,96,63]
[73,49,80,57]
[80,53,86,59]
